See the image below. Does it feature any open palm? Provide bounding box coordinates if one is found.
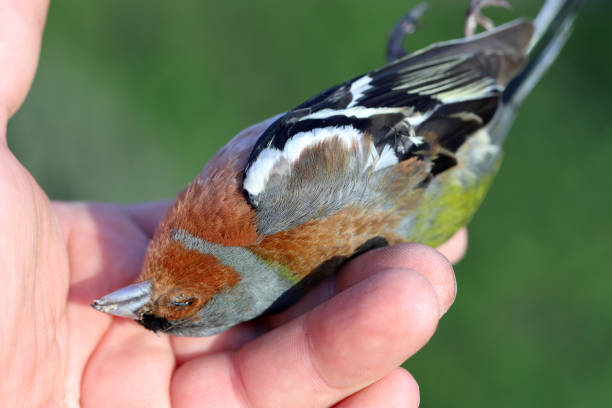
[1,1,464,406]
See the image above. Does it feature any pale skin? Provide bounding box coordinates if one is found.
[0,1,467,406]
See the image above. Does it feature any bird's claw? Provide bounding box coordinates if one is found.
[387,2,430,63]
[465,0,512,37]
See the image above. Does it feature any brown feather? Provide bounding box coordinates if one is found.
[148,118,280,250]
[249,205,403,279]
[141,238,241,321]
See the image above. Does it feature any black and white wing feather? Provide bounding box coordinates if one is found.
[243,20,534,236]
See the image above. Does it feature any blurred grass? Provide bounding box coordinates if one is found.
[7,0,612,406]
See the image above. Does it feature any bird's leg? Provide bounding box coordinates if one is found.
[386,2,429,63]
[464,0,512,37]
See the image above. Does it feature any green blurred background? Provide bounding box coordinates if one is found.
[8,0,612,406]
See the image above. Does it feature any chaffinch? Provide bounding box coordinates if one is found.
[92,0,580,336]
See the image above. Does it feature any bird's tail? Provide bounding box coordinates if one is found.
[491,0,582,142]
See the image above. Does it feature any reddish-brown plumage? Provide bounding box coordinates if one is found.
[141,239,241,321]
[165,162,259,247]
[249,205,405,278]
[384,156,431,211]
[149,118,280,249]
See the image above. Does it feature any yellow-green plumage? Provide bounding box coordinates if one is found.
[412,159,500,247]
[411,127,504,247]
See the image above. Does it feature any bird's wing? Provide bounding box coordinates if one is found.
[243,20,533,237]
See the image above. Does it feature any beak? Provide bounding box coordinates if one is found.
[91,280,153,319]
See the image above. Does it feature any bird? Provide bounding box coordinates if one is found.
[92,0,581,336]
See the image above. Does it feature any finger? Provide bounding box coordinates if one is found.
[237,268,439,407]
[171,267,440,407]
[268,241,456,326]
[170,323,263,364]
[334,368,420,408]
[0,0,49,124]
[339,243,456,316]
[80,319,175,407]
[125,199,172,238]
[53,201,150,300]
[437,227,468,264]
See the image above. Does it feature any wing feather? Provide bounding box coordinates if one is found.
[243,20,534,236]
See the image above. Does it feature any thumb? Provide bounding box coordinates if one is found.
[0,2,70,405]
[0,0,49,131]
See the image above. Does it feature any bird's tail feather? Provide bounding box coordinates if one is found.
[492,0,581,141]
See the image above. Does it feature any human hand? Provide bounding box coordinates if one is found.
[0,1,465,406]
[36,201,465,407]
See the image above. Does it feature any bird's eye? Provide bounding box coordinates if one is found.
[169,296,195,307]
[170,300,193,307]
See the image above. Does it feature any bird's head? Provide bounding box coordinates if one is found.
[91,120,276,335]
[92,225,245,335]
